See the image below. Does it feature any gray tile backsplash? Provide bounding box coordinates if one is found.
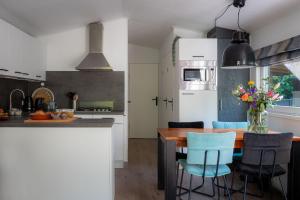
[39,71,124,111]
[0,71,125,111]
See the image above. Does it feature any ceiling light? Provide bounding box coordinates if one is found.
[215,0,256,69]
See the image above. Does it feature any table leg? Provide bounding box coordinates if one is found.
[158,133,165,189]
[288,141,300,200]
[157,133,177,200]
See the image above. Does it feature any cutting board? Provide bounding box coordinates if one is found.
[24,117,78,123]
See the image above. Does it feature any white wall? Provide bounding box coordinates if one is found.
[40,18,128,71]
[128,44,159,64]
[251,6,300,50]
[250,7,300,134]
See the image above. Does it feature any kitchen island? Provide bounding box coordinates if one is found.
[0,117,115,200]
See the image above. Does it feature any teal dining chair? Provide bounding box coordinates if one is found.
[212,121,248,157]
[178,132,236,200]
[212,121,248,194]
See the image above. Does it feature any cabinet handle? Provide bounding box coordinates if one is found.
[182,92,195,95]
[15,71,29,76]
[36,75,42,78]
[0,68,8,72]
[192,56,204,59]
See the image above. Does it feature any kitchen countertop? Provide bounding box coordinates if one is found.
[74,111,124,115]
[0,116,114,127]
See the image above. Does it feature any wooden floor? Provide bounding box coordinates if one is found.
[115,139,284,200]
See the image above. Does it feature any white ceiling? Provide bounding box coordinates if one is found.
[0,0,299,48]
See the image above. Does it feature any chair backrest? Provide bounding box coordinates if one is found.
[187,132,236,165]
[212,121,248,129]
[168,121,204,128]
[242,132,293,166]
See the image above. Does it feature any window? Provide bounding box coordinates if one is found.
[262,60,300,108]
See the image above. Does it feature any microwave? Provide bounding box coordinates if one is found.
[180,60,217,90]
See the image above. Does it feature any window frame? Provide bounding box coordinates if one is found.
[256,64,300,116]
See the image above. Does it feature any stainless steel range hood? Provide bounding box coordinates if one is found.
[76,22,112,71]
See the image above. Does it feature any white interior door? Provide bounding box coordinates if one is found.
[129,64,158,138]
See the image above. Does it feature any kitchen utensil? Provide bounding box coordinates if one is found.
[35,98,45,111]
[32,87,54,105]
[30,113,51,120]
[48,101,57,112]
[23,96,33,112]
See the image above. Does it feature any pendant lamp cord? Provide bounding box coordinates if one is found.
[237,7,247,32]
[214,3,233,28]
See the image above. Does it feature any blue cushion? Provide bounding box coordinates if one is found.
[233,151,243,157]
[186,132,236,165]
[212,121,248,129]
[178,159,231,177]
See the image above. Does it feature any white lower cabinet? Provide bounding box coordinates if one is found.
[76,114,126,168]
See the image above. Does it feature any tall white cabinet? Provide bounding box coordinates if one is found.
[158,38,218,128]
[0,19,46,81]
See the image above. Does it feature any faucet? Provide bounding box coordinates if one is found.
[9,89,25,111]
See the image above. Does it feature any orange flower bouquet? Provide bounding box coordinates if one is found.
[232,80,282,133]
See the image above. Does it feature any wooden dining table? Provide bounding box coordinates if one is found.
[157,128,300,200]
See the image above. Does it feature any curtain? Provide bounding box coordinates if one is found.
[255,35,300,66]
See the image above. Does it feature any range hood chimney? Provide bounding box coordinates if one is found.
[76,22,112,71]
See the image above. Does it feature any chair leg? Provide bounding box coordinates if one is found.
[216,177,220,200]
[278,176,287,200]
[188,175,193,200]
[223,176,232,200]
[230,166,235,191]
[258,176,264,197]
[243,175,248,200]
[211,177,216,197]
[178,169,184,198]
[269,178,273,200]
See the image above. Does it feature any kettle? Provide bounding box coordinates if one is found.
[23,96,33,112]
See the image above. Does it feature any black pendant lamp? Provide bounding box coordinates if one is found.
[216,0,256,69]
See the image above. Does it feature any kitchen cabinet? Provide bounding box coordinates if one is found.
[207,27,249,121]
[178,38,217,61]
[75,114,126,168]
[0,19,46,81]
[0,20,12,77]
[158,38,218,128]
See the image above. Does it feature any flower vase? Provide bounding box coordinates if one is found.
[247,109,268,133]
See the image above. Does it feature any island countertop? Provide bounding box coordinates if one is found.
[0,117,114,127]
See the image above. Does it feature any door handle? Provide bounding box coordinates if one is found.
[163,98,168,108]
[168,98,174,112]
[152,96,158,106]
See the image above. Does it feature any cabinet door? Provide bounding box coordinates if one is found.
[31,40,46,81]
[0,20,12,76]
[9,25,32,79]
[178,39,217,61]
[217,39,249,121]
[112,123,124,161]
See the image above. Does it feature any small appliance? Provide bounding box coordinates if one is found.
[180,60,217,90]
[77,101,114,113]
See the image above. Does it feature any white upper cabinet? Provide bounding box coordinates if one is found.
[0,19,46,81]
[178,38,217,61]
